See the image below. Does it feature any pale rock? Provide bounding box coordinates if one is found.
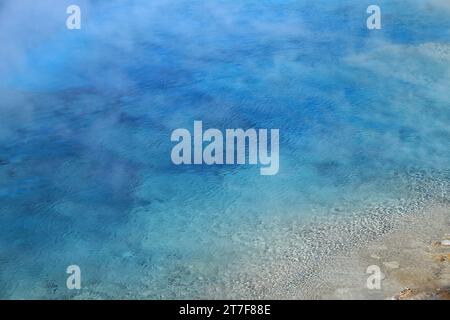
[383,261,400,269]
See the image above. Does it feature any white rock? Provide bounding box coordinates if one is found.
[383,261,400,269]
[441,240,450,246]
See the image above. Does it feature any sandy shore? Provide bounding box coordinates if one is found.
[206,201,450,300]
[322,205,450,300]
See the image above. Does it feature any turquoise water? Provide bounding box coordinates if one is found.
[0,0,450,298]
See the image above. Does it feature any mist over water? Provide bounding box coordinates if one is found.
[0,0,449,298]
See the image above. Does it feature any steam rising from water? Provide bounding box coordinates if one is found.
[0,0,449,298]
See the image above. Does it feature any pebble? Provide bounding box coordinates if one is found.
[441,240,450,246]
[435,255,447,262]
[383,261,400,269]
[432,241,442,248]
[399,288,413,300]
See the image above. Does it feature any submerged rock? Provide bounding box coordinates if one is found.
[393,288,450,300]
[431,237,450,247]
[434,254,448,262]
[383,261,400,269]
[432,241,442,248]
[398,288,413,300]
[434,289,450,300]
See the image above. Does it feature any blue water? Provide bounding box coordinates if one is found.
[0,0,450,298]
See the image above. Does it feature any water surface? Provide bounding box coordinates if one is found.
[0,0,450,298]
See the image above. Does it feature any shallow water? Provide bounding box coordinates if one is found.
[0,0,450,299]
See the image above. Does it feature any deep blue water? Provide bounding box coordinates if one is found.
[0,0,450,298]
